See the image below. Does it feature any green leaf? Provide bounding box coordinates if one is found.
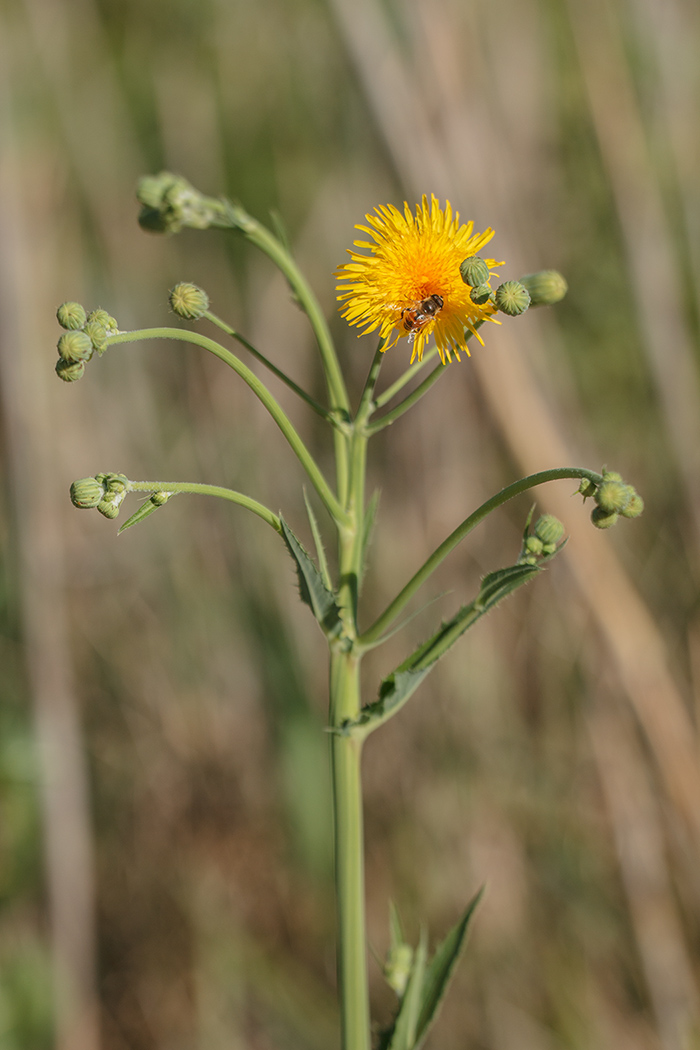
[389,901,405,954]
[118,494,173,534]
[351,562,541,736]
[387,930,428,1050]
[414,888,483,1049]
[302,489,332,591]
[360,489,380,592]
[280,517,342,638]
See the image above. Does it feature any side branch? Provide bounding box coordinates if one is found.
[358,467,603,646]
[106,328,350,526]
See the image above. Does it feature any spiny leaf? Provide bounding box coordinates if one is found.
[280,517,342,638]
[387,930,428,1050]
[414,888,484,1049]
[303,489,332,591]
[118,493,173,534]
[351,562,542,736]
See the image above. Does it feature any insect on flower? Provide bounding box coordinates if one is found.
[401,294,444,339]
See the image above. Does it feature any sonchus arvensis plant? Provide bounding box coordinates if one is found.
[55,172,642,1050]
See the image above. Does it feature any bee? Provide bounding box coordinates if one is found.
[401,294,444,336]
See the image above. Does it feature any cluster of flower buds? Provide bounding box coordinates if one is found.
[459,256,537,317]
[70,473,129,519]
[169,282,210,320]
[519,513,567,565]
[55,303,118,382]
[579,469,644,529]
[137,172,229,235]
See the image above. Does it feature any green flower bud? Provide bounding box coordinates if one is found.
[56,302,87,330]
[524,535,544,557]
[136,172,178,209]
[460,256,490,287]
[86,309,118,335]
[542,542,558,556]
[137,172,224,235]
[55,358,86,382]
[70,476,106,509]
[601,469,623,483]
[84,320,107,353]
[470,284,492,305]
[104,473,128,494]
[169,282,210,320]
[578,478,597,500]
[620,492,644,518]
[534,514,565,546]
[384,943,413,998]
[517,270,568,307]
[150,491,172,506]
[97,496,122,519]
[57,330,93,364]
[596,479,630,515]
[494,281,530,316]
[591,506,618,529]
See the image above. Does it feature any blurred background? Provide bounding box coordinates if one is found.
[1,0,700,1047]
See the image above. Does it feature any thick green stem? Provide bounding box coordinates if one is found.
[359,467,604,646]
[106,328,350,526]
[329,651,370,1050]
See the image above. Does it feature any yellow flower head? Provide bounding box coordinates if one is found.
[335,195,503,364]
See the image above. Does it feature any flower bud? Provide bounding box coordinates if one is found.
[136,172,178,209]
[578,478,597,500]
[57,330,93,364]
[70,476,106,508]
[494,281,530,316]
[169,282,210,320]
[591,506,618,529]
[517,270,568,307]
[104,473,128,494]
[86,309,118,335]
[524,535,544,557]
[55,358,86,382]
[97,495,122,519]
[150,491,172,506]
[620,491,644,518]
[595,479,630,515]
[137,172,223,234]
[56,301,87,330]
[470,284,492,305]
[534,514,565,546]
[384,943,413,998]
[460,256,490,287]
[84,320,107,353]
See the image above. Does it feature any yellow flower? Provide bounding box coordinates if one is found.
[336,195,503,364]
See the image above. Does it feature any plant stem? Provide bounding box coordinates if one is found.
[329,650,370,1050]
[106,328,350,526]
[126,480,282,532]
[359,467,604,646]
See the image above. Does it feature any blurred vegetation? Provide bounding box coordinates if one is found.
[1,0,700,1048]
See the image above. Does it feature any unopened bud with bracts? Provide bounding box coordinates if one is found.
[57,302,87,330]
[169,282,210,320]
[58,330,93,364]
[96,474,129,519]
[494,281,530,316]
[384,943,414,998]
[534,514,565,547]
[591,506,618,530]
[517,270,568,307]
[70,476,107,509]
[56,358,86,382]
[621,492,644,518]
[86,309,119,335]
[137,171,226,234]
[596,476,634,515]
[578,478,597,501]
[149,491,172,506]
[460,255,490,288]
[84,320,107,354]
[470,284,492,305]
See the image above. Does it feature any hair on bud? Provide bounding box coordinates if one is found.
[591,506,618,529]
